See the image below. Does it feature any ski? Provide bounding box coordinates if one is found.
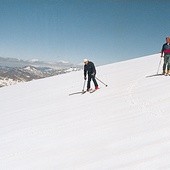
[69,91,86,96]
[89,89,96,93]
[81,91,86,94]
[88,88,100,93]
[69,88,99,96]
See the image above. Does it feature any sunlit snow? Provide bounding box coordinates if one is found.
[0,54,170,170]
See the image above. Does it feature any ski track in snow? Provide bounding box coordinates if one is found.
[0,54,170,169]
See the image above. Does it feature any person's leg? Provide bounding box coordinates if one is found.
[92,76,98,88]
[167,55,170,75]
[163,55,168,74]
[87,76,92,90]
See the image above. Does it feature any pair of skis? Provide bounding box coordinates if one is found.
[69,77,107,96]
[69,89,96,96]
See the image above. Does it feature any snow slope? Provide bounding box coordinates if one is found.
[0,54,170,170]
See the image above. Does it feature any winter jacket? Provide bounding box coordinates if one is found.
[161,43,170,55]
[84,61,96,77]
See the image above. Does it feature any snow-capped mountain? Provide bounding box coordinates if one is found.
[0,57,82,87]
[0,53,170,169]
[0,56,80,69]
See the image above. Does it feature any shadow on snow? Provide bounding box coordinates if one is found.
[146,73,164,78]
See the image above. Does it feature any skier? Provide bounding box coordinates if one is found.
[83,59,99,91]
[161,37,170,75]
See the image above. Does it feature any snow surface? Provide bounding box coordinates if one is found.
[0,54,170,170]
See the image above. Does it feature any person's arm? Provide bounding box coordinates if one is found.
[91,62,96,75]
[84,65,87,80]
[161,44,165,57]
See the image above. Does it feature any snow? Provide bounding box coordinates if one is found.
[0,78,22,87]
[29,59,39,62]
[0,53,170,170]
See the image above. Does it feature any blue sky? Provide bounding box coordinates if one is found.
[0,0,170,65]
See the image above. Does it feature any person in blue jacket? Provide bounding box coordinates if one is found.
[83,59,99,91]
[161,37,170,75]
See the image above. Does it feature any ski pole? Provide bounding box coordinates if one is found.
[82,79,86,91]
[157,57,162,74]
[96,77,108,87]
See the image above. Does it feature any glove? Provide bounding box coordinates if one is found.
[84,77,87,80]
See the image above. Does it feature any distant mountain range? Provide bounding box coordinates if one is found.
[0,57,82,87]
